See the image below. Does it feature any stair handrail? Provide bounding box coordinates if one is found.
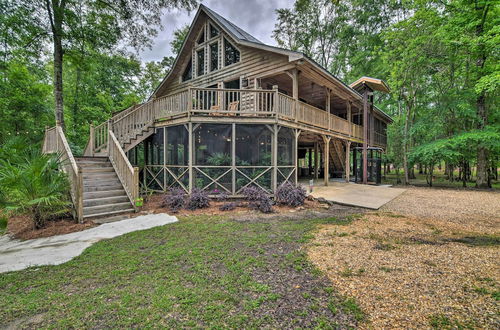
[108,129,139,209]
[42,125,83,222]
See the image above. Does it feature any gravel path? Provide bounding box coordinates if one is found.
[308,187,500,329]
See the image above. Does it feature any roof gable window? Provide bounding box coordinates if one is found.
[209,24,219,38]
[209,42,219,71]
[197,29,205,44]
[197,48,205,76]
[182,59,192,81]
[224,38,240,66]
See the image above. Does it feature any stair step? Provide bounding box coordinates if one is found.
[84,184,124,192]
[77,162,112,168]
[83,208,135,220]
[83,202,132,216]
[81,167,115,173]
[83,189,127,199]
[83,195,130,207]
[75,157,108,162]
[83,172,118,180]
[83,178,121,186]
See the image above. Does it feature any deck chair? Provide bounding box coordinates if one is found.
[227,101,239,116]
[209,104,221,116]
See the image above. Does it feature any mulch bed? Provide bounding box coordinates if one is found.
[308,187,500,329]
[6,215,96,240]
[141,193,326,216]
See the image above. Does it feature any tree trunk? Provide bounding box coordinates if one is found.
[403,110,410,185]
[46,0,66,130]
[462,161,467,188]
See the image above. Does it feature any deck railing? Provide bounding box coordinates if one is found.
[42,125,83,222]
[108,130,139,208]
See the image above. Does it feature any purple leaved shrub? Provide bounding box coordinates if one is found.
[186,188,210,210]
[162,188,186,213]
[275,182,307,207]
[241,186,273,213]
[211,189,228,202]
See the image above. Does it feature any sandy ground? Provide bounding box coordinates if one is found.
[308,187,500,329]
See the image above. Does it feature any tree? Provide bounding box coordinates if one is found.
[16,0,196,131]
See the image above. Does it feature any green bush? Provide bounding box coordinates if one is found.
[0,141,71,229]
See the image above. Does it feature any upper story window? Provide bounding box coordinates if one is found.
[197,49,205,76]
[209,42,219,71]
[209,24,219,38]
[224,38,240,66]
[182,59,192,81]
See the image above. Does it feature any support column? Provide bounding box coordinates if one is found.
[325,88,331,129]
[231,123,236,195]
[363,89,369,184]
[314,142,319,180]
[294,129,301,185]
[188,122,193,193]
[272,124,279,194]
[345,140,351,183]
[308,148,313,175]
[322,135,331,186]
[347,101,352,136]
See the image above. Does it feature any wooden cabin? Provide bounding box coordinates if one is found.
[42,5,391,221]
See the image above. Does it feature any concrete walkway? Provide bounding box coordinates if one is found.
[309,181,406,209]
[0,213,178,273]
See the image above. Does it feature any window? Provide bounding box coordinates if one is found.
[182,59,192,81]
[209,24,219,38]
[197,49,205,76]
[209,42,218,71]
[224,38,240,66]
[197,30,205,44]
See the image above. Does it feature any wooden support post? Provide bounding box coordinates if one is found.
[362,89,369,184]
[232,123,236,195]
[345,141,351,183]
[77,167,83,223]
[163,127,167,191]
[314,142,319,180]
[325,88,331,129]
[322,135,331,186]
[294,129,301,185]
[272,124,279,194]
[89,124,94,157]
[308,148,313,175]
[188,122,193,193]
[133,166,139,210]
[347,101,352,136]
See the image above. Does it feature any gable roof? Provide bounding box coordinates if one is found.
[151,5,392,123]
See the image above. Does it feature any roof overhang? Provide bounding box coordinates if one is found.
[350,76,390,94]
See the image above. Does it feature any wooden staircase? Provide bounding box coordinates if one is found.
[78,157,134,219]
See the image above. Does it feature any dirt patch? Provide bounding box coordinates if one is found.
[308,187,500,329]
[7,215,96,240]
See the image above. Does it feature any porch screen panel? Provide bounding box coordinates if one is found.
[194,124,232,192]
[165,125,189,192]
[145,128,165,191]
[235,124,273,193]
[277,126,296,186]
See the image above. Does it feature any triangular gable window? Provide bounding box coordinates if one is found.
[224,38,240,66]
[182,59,192,81]
[209,24,219,38]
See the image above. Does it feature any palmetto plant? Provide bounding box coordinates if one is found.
[0,147,71,229]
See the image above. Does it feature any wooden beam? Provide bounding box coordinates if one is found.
[345,140,351,183]
[314,142,319,180]
[322,135,331,186]
[294,129,301,185]
[362,88,368,184]
[188,122,193,193]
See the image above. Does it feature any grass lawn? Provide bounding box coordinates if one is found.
[0,213,363,328]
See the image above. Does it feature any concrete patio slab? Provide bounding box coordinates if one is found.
[309,182,406,210]
[0,213,178,273]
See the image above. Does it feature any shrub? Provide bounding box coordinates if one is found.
[0,146,71,229]
[275,182,307,207]
[186,188,210,210]
[241,186,273,213]
[211,189,228,202]
[162,188,186,213]
[219,202,239,211]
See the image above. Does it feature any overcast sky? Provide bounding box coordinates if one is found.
[139,0,295,62]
